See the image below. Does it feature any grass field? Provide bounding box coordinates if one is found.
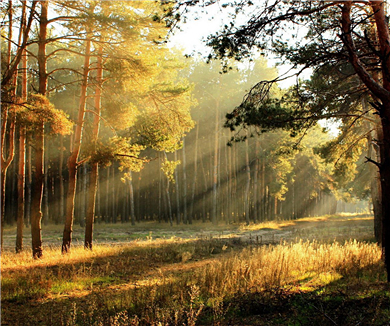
[2,214,390,325]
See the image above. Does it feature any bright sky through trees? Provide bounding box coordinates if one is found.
[167,4,308,89]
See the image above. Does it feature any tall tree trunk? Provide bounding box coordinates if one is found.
[62,37,91,253]
[105,167,110,223]
[59,135,65,223]
[43,142,50,224]
[182,138,188,224]
[112,165,116,223]
[200,139,208,223]
[85,46,103,249]
[128,171,136,226]
[212,103,219,225]
[16,46,28,253]
[158,153,162,223]
[253,138,260,223]
[227,134,232,224]
[174,150,181,224]
[31,1,48,258]
[25,145,32,226]
[244,134,251,225]
[189,123,199,224]
[1,0,16,252]
[164,152,173,226]
[366,114,382,243]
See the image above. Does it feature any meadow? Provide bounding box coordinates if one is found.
[2,214,390,325]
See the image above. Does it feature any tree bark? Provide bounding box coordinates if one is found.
[1,0,16,252]
[182,138,188,224]
[128,171,136,226]
[16,45,28,253]
[31,1,48,259]
[85,45,103,249]
[253,138,260,223]
[174,150,181,224]
[164,152,173,226]
[189,123,199,224]
[59,135,65,223]
[212,102,219,225]
[244,134,251,225]
[63,37,91,253]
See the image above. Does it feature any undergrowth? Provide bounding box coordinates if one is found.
[2,215,388,325]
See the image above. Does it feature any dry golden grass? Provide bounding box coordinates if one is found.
[2,214,388,325]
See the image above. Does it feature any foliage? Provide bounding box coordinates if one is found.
[161,158,181,183]
[18,94,73,135]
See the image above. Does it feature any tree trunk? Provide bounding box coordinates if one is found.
[1,0,17,252]
[244,134,251,225]
[16,45,28,253]
[174,150,181,224]
[31,1,48,258]
[158,153,162,223]
[212,103,219,225]
[59,135,65,223]
[25,145,32,226]
[189,123,199,224]
[62,37,91,253]
[106,167,110,223]
[253,138,260,223]
[84,45,103,249]
[182,138,188,224]
[200,139,208,223]
[43,142,50,225]
[128,171,136,226]
[164,152,173,226]
[85,163,97,249]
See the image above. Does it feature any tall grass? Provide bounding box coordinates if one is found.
[1,236,384,325]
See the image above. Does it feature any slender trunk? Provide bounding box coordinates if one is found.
[244,135,251,225]
[158,153,162,223]
[212,104,219,225]
[106,167,110,223]
[85,46,103,249]
[79,164,87,227]
[43,142,49,224]
[31,1,48,258]
[85,163,98,249]
[227,135,232,224]
[253,138,260,223]
[62,37,91,253]
[25,145,32,225]
[1,1,16,251]
[164,152,173,226]
[136,172,141,222]
[112,166,116,223]
[366,117,382,243]
[261,157,266,221]
[189,123,199,224]
[174,150,181,224]
[182,138,188,224]
[200,139,208,223]
[59,135,64,222]
[16,46,28,253]
[128,171,136,226]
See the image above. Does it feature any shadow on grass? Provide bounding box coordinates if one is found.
[1,237,244,325]
[2,238,389,326]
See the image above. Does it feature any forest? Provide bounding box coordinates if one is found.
[1,1,390,325]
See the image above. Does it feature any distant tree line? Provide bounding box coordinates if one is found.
[1,1,370,258]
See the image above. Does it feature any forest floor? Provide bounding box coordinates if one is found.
[1,213,375,251]
[2,214,390,325]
